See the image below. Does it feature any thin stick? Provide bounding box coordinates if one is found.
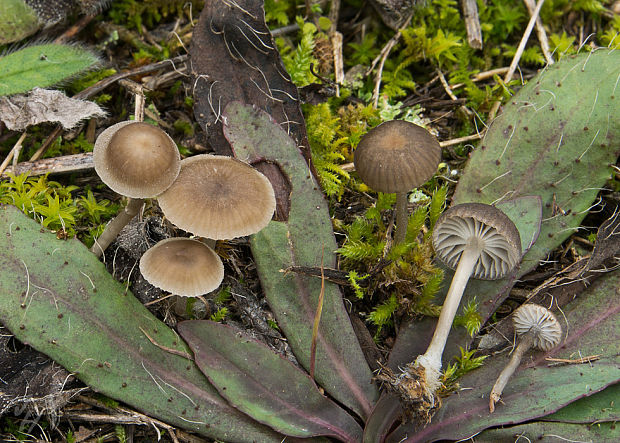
[523,0,554,65]
[0,132,27,176]
[368,15,413,107]
[462,0,483,49]
[139,326,194,360]
[309,245,326,381]
[488,0,545,120]
[2,152,93,177]
[545,354,600,365]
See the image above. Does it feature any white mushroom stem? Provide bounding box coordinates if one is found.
[415,237,484,392]
[90,198,144,257]
[489,330,536,412]
[394,191,409,244]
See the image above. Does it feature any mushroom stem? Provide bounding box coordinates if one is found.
[489,330,536,412]
[90,198,145,257]
[394,191,409,244]
[416,239,482,390]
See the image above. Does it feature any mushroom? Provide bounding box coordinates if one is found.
[91,121,181,256]
[489,303,562,412]
[157,154,276,240]
[139,237,224,316]
[353,120,441,243]
[415,203,522,401]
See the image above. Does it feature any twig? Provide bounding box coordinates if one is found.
[2,152,94,177]
[371,38,399,109]
[450,67,512,89]
[138,326,194,361]
[309,245,326,381]
[545,355,600,365]
[53,14,96,44]
[523,0,554,65]
[328,0,341,35]
[462,0,483,49]
[0,132,27,176]
[368,14,412,107]
[437,69,458,101]
[331,31,344,96]
[29,55,188,161]
[488,0,545,120]
[439,132,483,147]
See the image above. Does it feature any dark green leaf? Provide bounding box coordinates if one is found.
[0,205,283,442]
[179,320,363,442]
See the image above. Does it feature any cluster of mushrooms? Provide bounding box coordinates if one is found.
[92,118,563,419]
[354,120,562,419]
[91,120,275,312]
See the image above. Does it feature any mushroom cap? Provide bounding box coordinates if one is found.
[432,203,522,280]
[157,154,276,239]
[353,120,441,193]
[139,238,224,296]
[512,304,562,351]
[94,121,181,198]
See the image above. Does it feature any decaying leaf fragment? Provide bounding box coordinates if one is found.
[0,87,105,131]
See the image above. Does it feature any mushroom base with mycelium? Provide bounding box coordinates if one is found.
[382,203,522,420]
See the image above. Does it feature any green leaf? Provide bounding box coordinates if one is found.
[389,269,620,442]
[0,205,284,443]
[543,383,619,423]
[0,44,98,96]
[222,102,379,420]
[0,0,40,44]
[474,420,618,442]
[179,320,363,442]
[495,196,542,254]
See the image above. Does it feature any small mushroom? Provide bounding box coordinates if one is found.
[91,121,180,256]
[489,303,562,412]
[139,237,224,315]
[157,154,276,240]
[353,120,441,243]
[415,203,522,400]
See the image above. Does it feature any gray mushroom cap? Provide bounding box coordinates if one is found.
[353,120,442,193]
[139,238,224,297]
[93,121,181,198]
[433,203,522,280]
[512,304,562,351]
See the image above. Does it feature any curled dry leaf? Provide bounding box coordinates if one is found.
[0,88,106,131]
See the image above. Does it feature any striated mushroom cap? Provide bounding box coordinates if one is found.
[94,121,181,198]
[139,238,224,296]
[353,120,441,193]
[512,304,562,351]
[433,203,522,280]
[157,154,276,239]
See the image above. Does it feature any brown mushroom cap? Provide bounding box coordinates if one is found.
[94,121,181,198]
[139,238,224,296]
[512,304,562,351]
[157,154,276,239]
[353,120,442,193]
[433,203,522,280]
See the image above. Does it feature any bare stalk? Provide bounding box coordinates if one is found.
[489,330,536,412]
[90,198,144,257]
[415,240,482,390]
[394,191,409,244]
